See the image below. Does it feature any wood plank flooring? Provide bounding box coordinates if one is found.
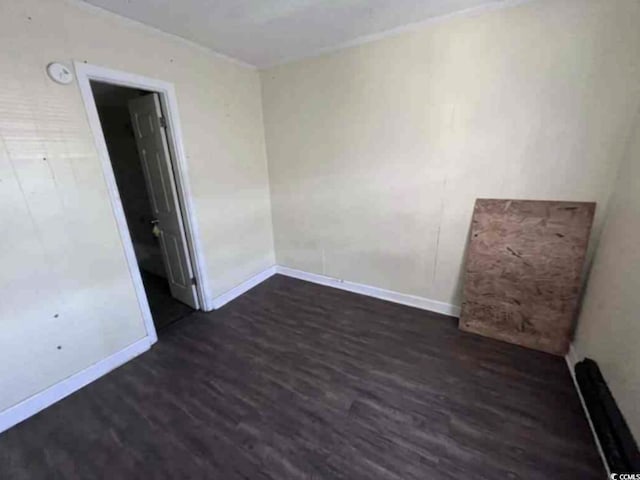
[0,275,603,479]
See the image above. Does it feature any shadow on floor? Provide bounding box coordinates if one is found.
[140,270,194,331]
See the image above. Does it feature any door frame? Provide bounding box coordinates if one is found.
[75,62,213,342]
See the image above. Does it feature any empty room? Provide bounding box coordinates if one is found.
[1,0,639,478]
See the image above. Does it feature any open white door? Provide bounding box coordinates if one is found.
[128,93,199,309]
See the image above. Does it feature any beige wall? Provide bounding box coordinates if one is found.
[0,0,274,411]
[261,0,640,306]
[574,109,640,439]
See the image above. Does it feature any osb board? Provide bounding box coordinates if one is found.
[459,199,595,356]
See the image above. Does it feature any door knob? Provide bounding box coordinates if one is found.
[150,219,161,238]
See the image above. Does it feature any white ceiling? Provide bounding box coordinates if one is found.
[83,0,512,68]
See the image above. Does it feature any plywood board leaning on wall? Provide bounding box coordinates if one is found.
[459,199,596,356]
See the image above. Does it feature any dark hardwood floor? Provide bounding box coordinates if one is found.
[0,275,603,479]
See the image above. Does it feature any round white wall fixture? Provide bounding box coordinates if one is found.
[46,62,74,85]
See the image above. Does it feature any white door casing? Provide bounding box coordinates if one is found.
[128,94,199,309]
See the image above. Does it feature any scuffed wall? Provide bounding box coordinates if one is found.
[0,0,274,412]
[260,0,640,307]
[574,109,640,440]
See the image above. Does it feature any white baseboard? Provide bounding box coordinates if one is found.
[0,337,152,435]
[207,264,460,317]
[276,266,461,317]
[564,343,610,476]
[565,342,581,370]
[209,265,277,309]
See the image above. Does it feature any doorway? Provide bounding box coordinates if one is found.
[91,81,197,330]
[75,63,212,340]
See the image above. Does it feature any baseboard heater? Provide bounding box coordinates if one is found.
[575,358,640,473]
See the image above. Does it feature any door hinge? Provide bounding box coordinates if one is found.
[159,116,167,128]
[191,277,197,286]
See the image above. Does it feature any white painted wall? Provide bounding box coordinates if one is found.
[573,109,640,439]
[260,0,640,307]
[0,0,274,412]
